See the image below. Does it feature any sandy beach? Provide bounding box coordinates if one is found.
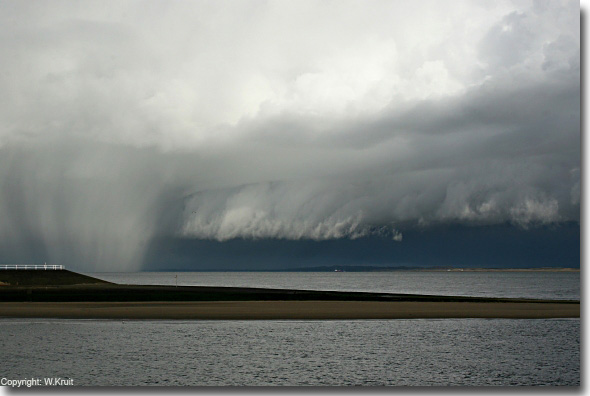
[0,300,579,320]
[0,270,579,320]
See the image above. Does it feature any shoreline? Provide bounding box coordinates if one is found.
[0,301,579,320]
[0,270,579,320]
[0,284,580,303]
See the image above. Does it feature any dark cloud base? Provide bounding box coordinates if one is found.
[141,222,579,271]
[0,2,579,272]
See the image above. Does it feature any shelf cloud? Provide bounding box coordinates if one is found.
[0,0,579,270]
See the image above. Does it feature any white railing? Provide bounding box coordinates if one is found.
[0,264,65,270]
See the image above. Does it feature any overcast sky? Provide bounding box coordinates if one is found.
[0,0,579,271]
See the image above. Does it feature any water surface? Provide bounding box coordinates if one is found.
[0,318,579,386]
[89,271,580,300]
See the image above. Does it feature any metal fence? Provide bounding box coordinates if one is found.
[0,264,65,270]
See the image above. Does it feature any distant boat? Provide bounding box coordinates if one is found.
[334,269,342,272]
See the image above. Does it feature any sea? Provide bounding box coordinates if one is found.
[0,271,580,387]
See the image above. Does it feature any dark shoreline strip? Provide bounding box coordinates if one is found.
[0,284,580,303]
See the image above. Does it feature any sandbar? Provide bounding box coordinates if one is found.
[0,301,579,320]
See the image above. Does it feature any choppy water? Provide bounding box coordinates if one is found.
[0,318,579,386]
[89,271,580,300]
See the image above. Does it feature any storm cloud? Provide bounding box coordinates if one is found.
[0,0,579,270]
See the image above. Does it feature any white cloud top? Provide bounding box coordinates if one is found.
[0,0,579,269]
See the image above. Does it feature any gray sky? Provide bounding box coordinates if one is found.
[0,0,580,270]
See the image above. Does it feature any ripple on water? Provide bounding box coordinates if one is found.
[0,318,580,386]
